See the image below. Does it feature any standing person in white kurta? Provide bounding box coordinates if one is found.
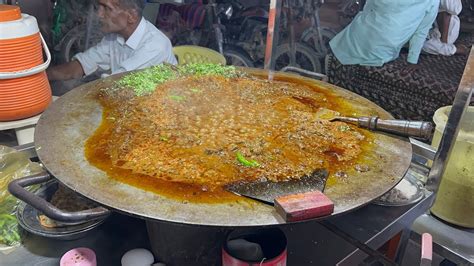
[47,0,177,81]
[423,0,468,55]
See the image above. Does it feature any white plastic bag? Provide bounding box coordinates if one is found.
[0,145,43,249]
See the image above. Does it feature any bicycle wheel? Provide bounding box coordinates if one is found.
[59,24,104,63]
[224,46,254,67]
[274,42,322,73]
[300,27,337,55]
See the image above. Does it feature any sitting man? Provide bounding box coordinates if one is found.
[423,0,468,56]
[329,0,439,70]
[47,0,177,82]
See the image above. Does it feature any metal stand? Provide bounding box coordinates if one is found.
[411,214,474,265]
[404,48,474,265]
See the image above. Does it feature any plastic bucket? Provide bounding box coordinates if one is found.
[430,106,474,228]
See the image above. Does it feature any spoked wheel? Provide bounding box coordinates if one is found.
[300,27,337,56]
[224,47,254,67]
[59,24,104,63]
[274,42,322,73]
[300,27,337,73]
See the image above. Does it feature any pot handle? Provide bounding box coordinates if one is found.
[8,172,111,223]
[0,34,51,79]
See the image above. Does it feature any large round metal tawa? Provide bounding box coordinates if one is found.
[35,68,411,226]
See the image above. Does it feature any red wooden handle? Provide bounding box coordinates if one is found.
[274,190,334,222]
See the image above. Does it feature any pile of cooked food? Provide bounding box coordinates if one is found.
[38,184,99,228]
[89,64,369,193]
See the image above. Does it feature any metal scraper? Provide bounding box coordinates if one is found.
[225,169,334,221]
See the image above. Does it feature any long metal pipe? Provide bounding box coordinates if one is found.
[264,0,282,71]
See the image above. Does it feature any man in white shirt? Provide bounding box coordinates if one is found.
[47,0,177,81]
[423,0,468,56]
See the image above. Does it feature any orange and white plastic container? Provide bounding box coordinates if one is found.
[0,4,52,121]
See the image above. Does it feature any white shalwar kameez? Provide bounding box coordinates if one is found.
[423,0,462,56]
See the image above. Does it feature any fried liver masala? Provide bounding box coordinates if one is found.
[85,66,371,202]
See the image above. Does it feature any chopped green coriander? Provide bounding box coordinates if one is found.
[116,64,177,96]
[178,63,239,78]
[114,63,243,96]
[338,125,351,132]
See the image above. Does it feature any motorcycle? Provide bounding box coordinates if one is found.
[217,0,322,72]
[299,0,337,71]
[215,1,268,66]
[208,0,256,67]
[337,0,366,28]
[154,0,255,67]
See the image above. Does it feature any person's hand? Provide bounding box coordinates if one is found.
[401,62,420,75]
[455,44,469,55]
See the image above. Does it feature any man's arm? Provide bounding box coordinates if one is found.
[407,2,439,64]
[46,60,85,81]
[437,12,451,43]
[48,36,111,81]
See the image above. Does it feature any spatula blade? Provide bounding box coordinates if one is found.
[225,169,329,204]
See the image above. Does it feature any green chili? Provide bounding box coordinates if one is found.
[169,95,185,102]
[236,152,260,167]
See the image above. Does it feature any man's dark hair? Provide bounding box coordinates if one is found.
[117,0,145,17]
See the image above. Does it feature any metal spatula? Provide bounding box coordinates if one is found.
[225,169,334,221]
